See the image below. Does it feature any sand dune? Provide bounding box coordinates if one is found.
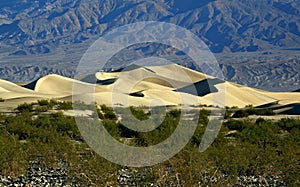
[0,79,35,94]
[0,64,300,114]
[35,74,109,95]
[201,82,279,108]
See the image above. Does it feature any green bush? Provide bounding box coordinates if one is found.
[241,121,279,147]
[232,109,249,118]
[277,118,300,132]
[16,103,33,113]
[37,99,57,109]
[96,107,104,119]
[255,117,265,124]
[38,99,50,106]
[224,109,233,119]
[255,108,275,116]
[73,101,95,111]
[102,119,121,138]
[136,109,181,146]
[0,129,28,176]
[224,119,247,132]
[130,106,149,120]
[56,101,73,110]
[233,107,275,118]
[196,109,210,126]
[0,98,4,102]
[191,110,210,145]
[101,105,117,121]
[35,106,49,113]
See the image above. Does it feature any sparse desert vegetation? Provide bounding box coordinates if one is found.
[0,101,299,186]
[231,105,275,118]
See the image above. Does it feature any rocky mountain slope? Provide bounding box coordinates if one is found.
[0,0,299,91]
[1,0,299,53]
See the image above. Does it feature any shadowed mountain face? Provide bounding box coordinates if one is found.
[0,0,299,91]
[0,0,299,54]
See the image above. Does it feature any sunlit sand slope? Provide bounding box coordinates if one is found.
[1,64,299,113]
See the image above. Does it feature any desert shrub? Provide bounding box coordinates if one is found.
[255,108,275,115]
[56,101,73,110]
[38,99,50,107]
[0,98,4,102]
[196,109,210,126]
[232,109,249,118]
[49,112,79,138]
[134,109,181,146]
[191,124,206,146]
[130,106,149,120]
[6,113,37,140]
[224,109,233,119]
[0,129,28,176]
[255,117,265,124]
[277,118,300,132]
[96,107,104,119]
[101,105,117,121]
[16,103,33,113]
[240,121,279,147]
[168,109,181,118]
[102,119,120,138]
[191,110,210,145]
[1,101,300,185]
[210,144,255,176]
[224,119,247,132]
[233,107,275,118]
[35,106,49,113]
[31,112,80,139]
[49,99,59,106]
[73,101,95,111]
[37,99,58,109]
[287,128,300,145]
[118,122,139,138]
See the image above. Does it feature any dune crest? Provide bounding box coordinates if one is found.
[0,64,300,113]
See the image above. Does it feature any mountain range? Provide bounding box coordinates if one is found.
[0,0,299,91]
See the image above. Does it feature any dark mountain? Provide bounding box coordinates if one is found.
[0,0,299,91]
[0,0,299,54]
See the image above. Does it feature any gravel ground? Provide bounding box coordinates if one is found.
[0,160,81,187]
[0,162,287,187]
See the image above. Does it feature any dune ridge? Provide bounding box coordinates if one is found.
[0,64,300,113]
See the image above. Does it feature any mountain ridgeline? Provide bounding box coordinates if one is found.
[0,0,299,91]
[1,0,299,53]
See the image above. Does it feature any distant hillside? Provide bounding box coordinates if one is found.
[0,0,299,54]
[0,0,299,91]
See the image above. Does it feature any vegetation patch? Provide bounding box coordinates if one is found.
[0,102,299,186]
[232,105,275,118]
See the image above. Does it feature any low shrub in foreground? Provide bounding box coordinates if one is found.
[0,103,299,186]
[232,107,275,118]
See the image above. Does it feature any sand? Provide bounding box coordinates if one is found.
[1,64,300,113]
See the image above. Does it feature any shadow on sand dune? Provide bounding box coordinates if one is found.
[175,78,224,97]
[23,79,39,90]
